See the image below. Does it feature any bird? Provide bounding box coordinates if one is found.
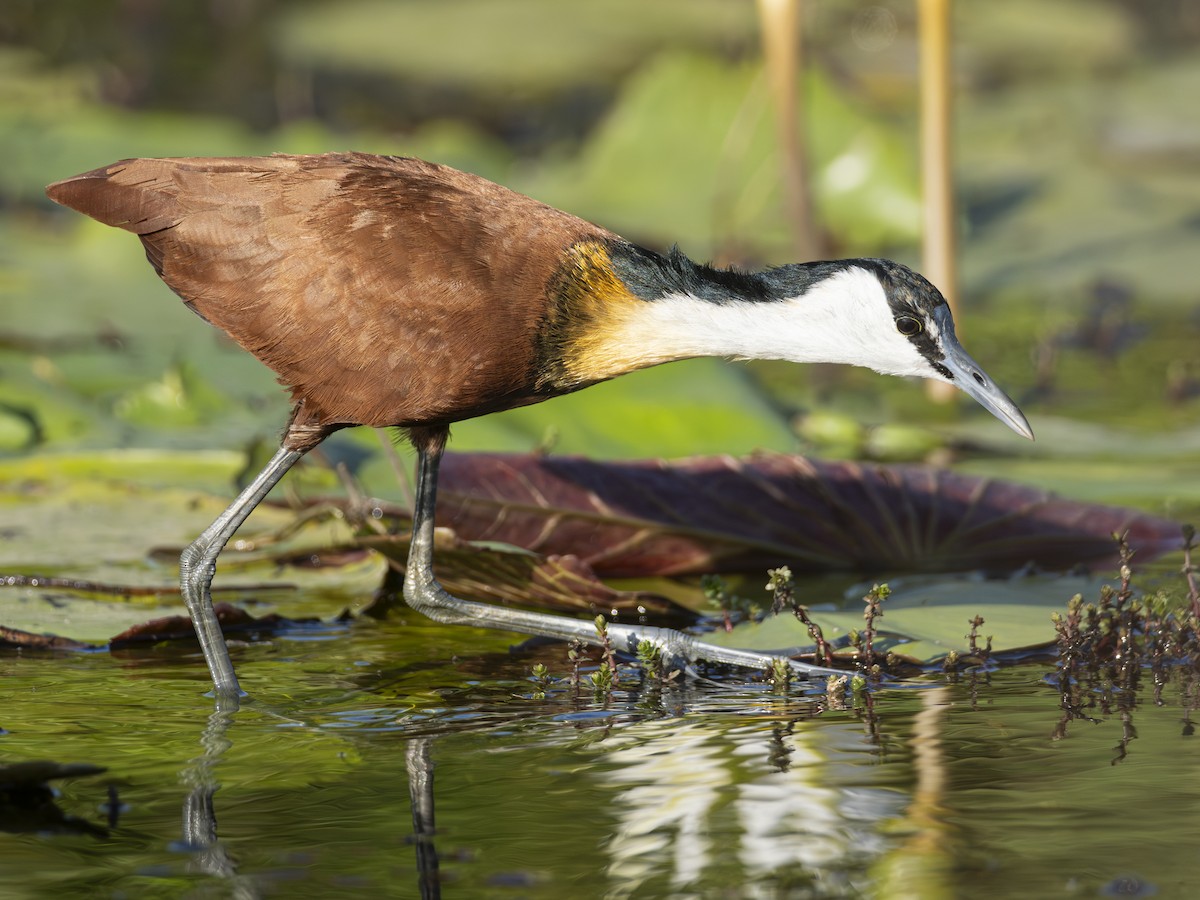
[46,153,1033,703]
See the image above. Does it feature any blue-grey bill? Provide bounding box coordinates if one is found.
[936,312,1035,440]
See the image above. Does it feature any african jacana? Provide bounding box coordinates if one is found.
[46,153,1032,701]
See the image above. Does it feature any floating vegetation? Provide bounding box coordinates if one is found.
[1051,528,1200,758]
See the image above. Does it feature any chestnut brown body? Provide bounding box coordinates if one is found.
[47,153,617,449]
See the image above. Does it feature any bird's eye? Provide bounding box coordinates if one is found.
[896,316,922,336]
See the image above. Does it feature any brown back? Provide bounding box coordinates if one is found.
[46,153,613,431]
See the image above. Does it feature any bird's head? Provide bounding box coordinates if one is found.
[563,243,1033,440]
[760,258,1034,440]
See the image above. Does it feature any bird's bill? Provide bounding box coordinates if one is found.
[935,312,1034,440]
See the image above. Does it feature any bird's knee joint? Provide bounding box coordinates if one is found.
[179,537,217,585]
[180,543,203,574]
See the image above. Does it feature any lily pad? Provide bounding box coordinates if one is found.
[526,52,919,259]
[428,452,1184,576]
[704,572,1116,663]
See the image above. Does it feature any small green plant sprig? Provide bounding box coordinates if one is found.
[769,656,791,690]
[766,566,834,666]
[701,574,759,631]
[528,662,551,699]
[967,615,992,666]
[567,638,585,691]
[634,639,681,687]
[589,615,617,698]
[850,583,889,677]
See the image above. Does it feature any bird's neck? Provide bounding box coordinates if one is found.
[537,242,887,389]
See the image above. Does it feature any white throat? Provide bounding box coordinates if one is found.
[621,266,939,379]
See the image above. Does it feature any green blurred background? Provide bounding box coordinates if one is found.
[1,0,1198,516]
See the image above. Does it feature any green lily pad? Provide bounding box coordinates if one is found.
[526,52,919,260]
[321,357,799,500]
[704,573,1117,664]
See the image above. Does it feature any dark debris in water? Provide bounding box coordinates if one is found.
[108,603,320,649]
[0,624,90,651]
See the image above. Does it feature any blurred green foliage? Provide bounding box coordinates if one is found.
[0,0,1196,516]
[524,53,920,259]
[274,0,760,94]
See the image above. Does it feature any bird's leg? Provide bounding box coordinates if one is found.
[402,436,843,680]
[180,446,305,700]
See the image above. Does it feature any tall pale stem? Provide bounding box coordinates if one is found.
[757,0,821,261]
[919,0,959,403]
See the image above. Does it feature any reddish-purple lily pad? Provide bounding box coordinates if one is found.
[428,452,1183,576]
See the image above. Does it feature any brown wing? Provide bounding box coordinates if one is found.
[46,153,613,430]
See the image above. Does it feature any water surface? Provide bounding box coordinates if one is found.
[3,618,1195,898]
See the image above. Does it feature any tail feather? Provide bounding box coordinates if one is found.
[45,159,187,235]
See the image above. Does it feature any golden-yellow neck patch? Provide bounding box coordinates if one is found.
[538,241,681,390]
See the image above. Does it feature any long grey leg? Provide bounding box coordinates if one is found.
[180,446,305,700]
[402,442,843,680]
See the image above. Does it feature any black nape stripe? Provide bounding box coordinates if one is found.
[608,241,858,305]
[606,243,954,367]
